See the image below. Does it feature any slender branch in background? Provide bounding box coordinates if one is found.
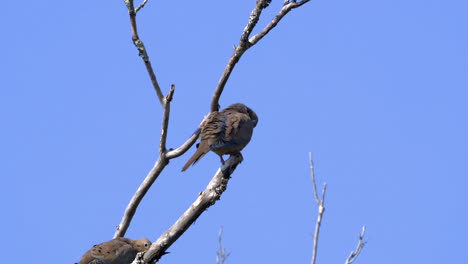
[143,154,244,263]
[309,152,327,264]
[210,0,312,112]
[344,226,367,264]
[309,152,367,264]
[123,0,164,105]
[216,226,230,264]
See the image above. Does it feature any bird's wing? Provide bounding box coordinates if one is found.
[211,112,253,150]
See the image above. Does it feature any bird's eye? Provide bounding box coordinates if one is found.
[144,243,149,247]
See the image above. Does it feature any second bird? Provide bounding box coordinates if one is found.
[182,103,258,171]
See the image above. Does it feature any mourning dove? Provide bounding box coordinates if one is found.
[77,237,151,264]
[182,103,258,171]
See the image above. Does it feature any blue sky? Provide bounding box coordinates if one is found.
[2,0,467,263]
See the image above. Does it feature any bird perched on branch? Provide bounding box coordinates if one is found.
[77,237,151,264]
[182,103,258,171]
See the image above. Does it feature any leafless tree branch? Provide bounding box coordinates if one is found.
[159,85,175,155]
[115,1,204,239]
[210,0,312,112]
[344,226,366,264]
[309,153,367,264]
[309,152,327,264]
[216,226,230,264]
[143,154,244,263]
[115,0,314,261]
[135,0,149,13]
[114,85,175,238]
[249,0,311,46]
[123,0,164,105]
[165,128,201,159]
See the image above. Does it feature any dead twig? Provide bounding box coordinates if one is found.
[309,152,327,264]
[114,86,179,238]
[123,0,164,105]
[216,226,230,264]
[211,0,312,112]
[344,226,367,264]
[135,0,149,13]
[309,153,367,264]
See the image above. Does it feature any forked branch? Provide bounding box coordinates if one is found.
[210,0,313,112]
[117,1,314,262]
[309,153,367,264]
[114,85,190,238]
[216,226,230,264]
[309,153,327,264]
[344,226,367,264]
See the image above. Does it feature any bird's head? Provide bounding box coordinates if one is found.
[227,103,258,127]
[133,238,152,251]
[246,106,258,127]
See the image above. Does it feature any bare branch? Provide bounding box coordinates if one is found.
[114,86,175,238]
[124,0,164,105]
[165,128,200,159]
[309,153,367,264]
[114,129,199,238]
[249,1,311,46]
[210,0,312,112]
[135,0,149,13]
[344,226,367,264]
[116,0,314,259]
[216,226,230,264]
[114,157,168,238]
[309,152,319,204]
[309,152,326,264]
[159,85,175,155]
[143,154,243,263]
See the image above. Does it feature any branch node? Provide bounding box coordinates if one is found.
[165,84,175,103]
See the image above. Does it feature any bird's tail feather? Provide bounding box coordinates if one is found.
[181,149,207,171]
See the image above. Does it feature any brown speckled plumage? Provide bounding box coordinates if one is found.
[182,103,258,171]
[77,237,151,264]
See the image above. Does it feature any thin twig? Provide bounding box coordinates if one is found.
[344,226,367,264]
[124,0,164,105]
[309,152,327,264]
[143,154,244,263]
[249,0,311,46]
[159,85,175,155]
[114,158,168,238]
[309,152,319,204]
[165,128,200,159]
[114,86,188,238]
[216,226,230,264]
[135,0,149,13]
[210,0,312,112]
